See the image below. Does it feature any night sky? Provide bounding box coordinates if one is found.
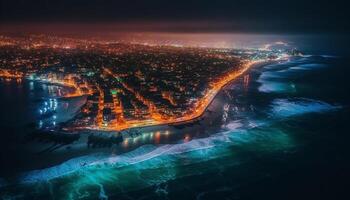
[0,0,349,33]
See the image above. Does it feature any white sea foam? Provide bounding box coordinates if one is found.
[98,183,108,200]
[258,81,292,93]
[321,55,338,58]
[257,58,329,93]
[19,154,107,183]
[257,62,291,93]
[17,58,337,186]
[289,66,310,70]
[257,67,293,93]
[258,71,282,80]
[19,130,235,184]
[270,98,340,118]
[290,63,327,71]
[225,120,243,130]
[18,114,297,185]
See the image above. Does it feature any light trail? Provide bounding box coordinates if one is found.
[93,60,262,131]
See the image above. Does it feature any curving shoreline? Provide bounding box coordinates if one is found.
[0,59,278,182]
[15,59,275,184]
[79,59,270,133]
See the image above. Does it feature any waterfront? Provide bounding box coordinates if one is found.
[1,47,349,199]
[0,37,276,133]
[1,0,349,198]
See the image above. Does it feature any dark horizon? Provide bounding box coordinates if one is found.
[1,2,350,199]
[1,0,349,34]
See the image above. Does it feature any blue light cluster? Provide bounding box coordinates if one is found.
[38,98,59,128]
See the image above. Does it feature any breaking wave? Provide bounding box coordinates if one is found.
[270,98,340,118]
[289,63,327,70]
[258,81,293,93]
[224,120,243,130]
[19,130,236,184]
[12,55,341,191]
[19,118,287,185]
[257,57,328,93]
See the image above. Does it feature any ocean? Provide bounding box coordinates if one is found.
[0,34,350,199]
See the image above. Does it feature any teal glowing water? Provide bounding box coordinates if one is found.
[1,54,349,200]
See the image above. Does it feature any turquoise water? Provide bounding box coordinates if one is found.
[1,54,350,199]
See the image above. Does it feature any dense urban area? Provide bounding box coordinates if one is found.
[0,35,290,131]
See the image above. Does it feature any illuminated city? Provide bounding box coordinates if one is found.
[0,1,349,200]
[0,35,293,133]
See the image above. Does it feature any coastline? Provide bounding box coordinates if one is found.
[79,59,271,133]
[0,59,276,181]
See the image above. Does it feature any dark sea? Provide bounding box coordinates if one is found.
[0,34,350,200]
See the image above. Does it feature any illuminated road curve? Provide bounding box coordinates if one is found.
[93,59,265,132]
[0,59,264,132]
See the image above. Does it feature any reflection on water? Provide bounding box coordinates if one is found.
[1,54,350,199]
[0,78,79,127]
[122,130,172,148]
